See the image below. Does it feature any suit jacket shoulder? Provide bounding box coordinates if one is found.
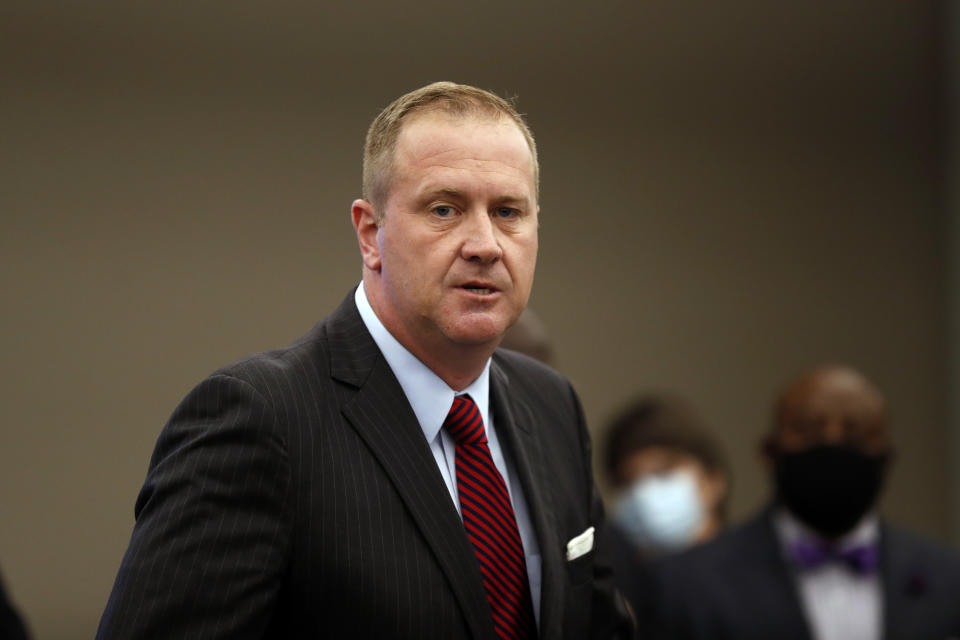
[0,572,29,640]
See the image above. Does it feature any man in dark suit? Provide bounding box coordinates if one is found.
[97,82,631,639]
[637,364,960,640]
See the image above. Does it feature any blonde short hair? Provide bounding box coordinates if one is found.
[362,81,539,219]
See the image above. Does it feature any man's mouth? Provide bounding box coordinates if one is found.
[461,284,495,295]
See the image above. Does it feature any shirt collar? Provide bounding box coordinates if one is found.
[354,282,491,443]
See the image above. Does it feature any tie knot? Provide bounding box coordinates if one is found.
[443,394,487,445]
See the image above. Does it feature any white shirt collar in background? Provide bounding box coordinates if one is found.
[773,507,882,640]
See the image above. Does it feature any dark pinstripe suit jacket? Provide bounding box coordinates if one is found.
[98,292,631,639]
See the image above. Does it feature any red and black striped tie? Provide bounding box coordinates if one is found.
[444,394,536,640]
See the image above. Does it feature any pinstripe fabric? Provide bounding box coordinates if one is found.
[97,290,632,640]
[445,395,536,639]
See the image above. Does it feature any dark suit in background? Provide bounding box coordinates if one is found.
[637,508,960,640]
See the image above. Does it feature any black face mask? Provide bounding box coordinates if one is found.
[773,445,888,539]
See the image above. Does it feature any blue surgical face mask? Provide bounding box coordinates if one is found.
[612,468,704,552]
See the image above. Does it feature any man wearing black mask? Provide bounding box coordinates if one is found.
[635,364,960,640]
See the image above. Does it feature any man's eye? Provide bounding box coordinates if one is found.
[433,205,454,217]
[495,207,518,219]
[792,417,821,433]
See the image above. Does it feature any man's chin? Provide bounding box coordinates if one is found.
[447,332,505,349]
[442,320,510,348]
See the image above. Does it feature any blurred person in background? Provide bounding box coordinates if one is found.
[498,308,555,367]
[637,363,960,640]
[600,396,730,613]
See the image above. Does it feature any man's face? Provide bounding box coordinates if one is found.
[768,368,892,456]
[764,367,892,538]
[360,113,538,357]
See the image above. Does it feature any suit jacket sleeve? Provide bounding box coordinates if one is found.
[0,571,30,640]
[97,373,291,639]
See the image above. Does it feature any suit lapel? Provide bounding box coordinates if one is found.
[326,294,496,640]
[740,510,814,640]
[487,360,565,640]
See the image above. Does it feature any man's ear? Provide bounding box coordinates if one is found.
[352,199,381,271]
[758,436,777,473]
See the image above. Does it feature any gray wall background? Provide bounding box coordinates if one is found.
[1,2,952,638]
[949,0,960,558]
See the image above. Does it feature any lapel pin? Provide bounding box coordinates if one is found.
[905,572,926,597]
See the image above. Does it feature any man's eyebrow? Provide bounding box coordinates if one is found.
[420,187,464,199]
[418,187,531,207]
[494,195,531,206]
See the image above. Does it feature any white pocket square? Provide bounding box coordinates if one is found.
[566,526,595,561]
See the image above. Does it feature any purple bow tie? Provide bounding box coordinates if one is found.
[789,540,880,575]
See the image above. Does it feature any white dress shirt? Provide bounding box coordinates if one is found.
[774,508,883,640]
[354,283,542,624]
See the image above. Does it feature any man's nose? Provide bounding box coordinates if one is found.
[821,416,846,445]
[460,212,503,263]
